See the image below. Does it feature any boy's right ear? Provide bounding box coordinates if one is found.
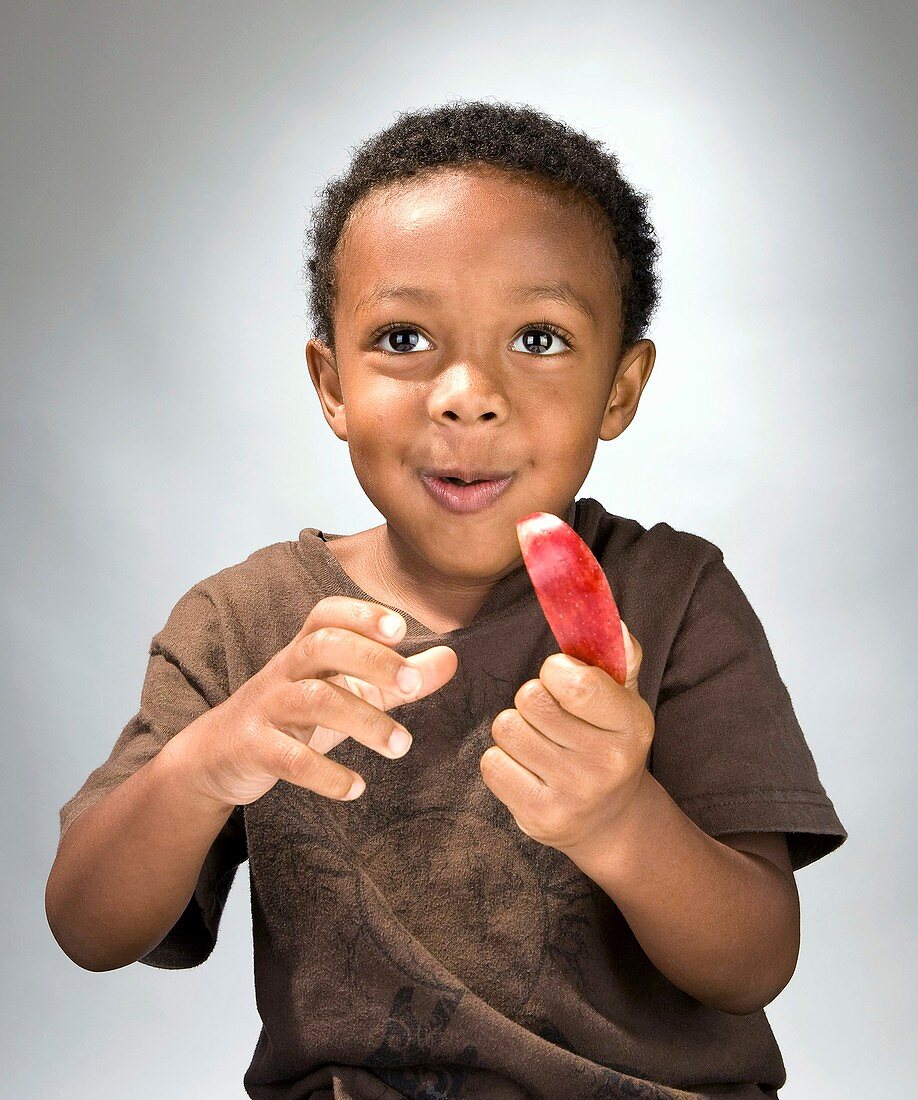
[305,337,336,370]
[305,338,348,442]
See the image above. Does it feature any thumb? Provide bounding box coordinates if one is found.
[621,619,642,693]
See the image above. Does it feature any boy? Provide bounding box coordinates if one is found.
[46,101,847,1099]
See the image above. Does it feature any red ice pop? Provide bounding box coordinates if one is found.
[516,511,628,686]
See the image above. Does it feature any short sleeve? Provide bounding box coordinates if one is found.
[57,582,248,968]
[649,552,848,872]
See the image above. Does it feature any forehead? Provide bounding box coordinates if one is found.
[336,167,618,295]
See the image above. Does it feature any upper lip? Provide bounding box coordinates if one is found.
[421,467,514,483]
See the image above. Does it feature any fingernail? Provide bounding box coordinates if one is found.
[380,614,404,638]
[397,666,422,694]
[389,727,413,756]
[343,775,365,800]
[621,620,634,661]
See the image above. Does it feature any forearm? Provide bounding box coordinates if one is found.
[564,772,800,1014]
[46,722,234,972]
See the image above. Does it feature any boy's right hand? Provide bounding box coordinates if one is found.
[175,596,458,807]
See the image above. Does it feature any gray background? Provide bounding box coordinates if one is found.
[3,1,915,1096]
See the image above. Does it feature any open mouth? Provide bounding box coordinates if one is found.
[420,473,515,514]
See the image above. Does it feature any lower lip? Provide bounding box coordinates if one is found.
[420,474,514,514]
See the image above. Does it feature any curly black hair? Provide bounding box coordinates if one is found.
[302,98,661,357]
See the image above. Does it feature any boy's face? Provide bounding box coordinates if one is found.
[306,166,655,587]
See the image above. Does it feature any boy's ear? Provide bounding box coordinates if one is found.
[306,338,348,442]
[599,339,656,441]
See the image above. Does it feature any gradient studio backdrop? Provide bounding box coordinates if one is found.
[4,1,915,1097]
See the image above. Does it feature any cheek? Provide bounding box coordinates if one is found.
[345,399,418,486]
[530,402,599,472]
[527,385,589,436]
[344,385,402,449]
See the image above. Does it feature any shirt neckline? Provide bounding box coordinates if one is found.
[303,498,580,645]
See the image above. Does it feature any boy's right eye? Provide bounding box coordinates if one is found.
[373,326,432,354]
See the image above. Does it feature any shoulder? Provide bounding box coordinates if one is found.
[167,533,321,651]
[578,497,724,597]
[194,535,305,602]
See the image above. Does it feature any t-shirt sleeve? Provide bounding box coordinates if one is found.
[649,550,848,872]
[57,581,248,969]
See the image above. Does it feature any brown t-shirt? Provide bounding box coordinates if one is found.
[58,497,847,1100]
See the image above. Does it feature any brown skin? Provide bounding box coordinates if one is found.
[305,165,654,634]
[46,165,796,1001]
[306,165,799,1013]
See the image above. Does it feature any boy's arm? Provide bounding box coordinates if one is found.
[564,771,800,1015]
[45,720,234,973]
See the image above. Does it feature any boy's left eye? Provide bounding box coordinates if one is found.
[371,324,573,356]
[511,325,571,356]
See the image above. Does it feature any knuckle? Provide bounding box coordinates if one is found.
[300,597,330,632]
[563,675,592,707]
[308,625,339,651]
[244,688,273,733]
[223,713,255,762]
[598,741,626,776]
[359,697,388,736]
[635,703,655,747]
[299,677,330,709]
[275,736,308,777]
[514,680,539,709]
[491,709,517,742]
[619,698,650,738]
[366,643,392,676]
[236,705,264,745]
[297,631,318,660]
[256,657,285,695]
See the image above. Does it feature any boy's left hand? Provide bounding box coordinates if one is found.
[480,621,653,854]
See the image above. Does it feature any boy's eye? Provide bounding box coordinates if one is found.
[372,324,572,356]
[511,326,571,356]
[374,327,433,354]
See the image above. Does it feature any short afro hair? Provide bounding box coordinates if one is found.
[302,98,662,356]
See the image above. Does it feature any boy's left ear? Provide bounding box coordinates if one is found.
[599,339,656,441]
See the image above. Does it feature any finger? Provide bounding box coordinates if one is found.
[277,623,424,703]
[480,744,547,810]
[621,619,642,693]
[513,681,635,781]
[287,597,460,705]
[539,652,646,733]
[512,681,587,751]
[264,677,413,761]
[263,727,366,802]
[369,645,459,709]
[279,595,415,685]
[296,594,409,648]
[308,645,458,755]
[490,707,573,789]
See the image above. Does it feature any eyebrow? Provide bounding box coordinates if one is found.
[354,279,596,325]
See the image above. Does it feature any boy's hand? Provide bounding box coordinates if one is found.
[177,596,457,807]
[480,621,653,854]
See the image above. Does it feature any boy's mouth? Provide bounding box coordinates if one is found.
[419,469,516,514]
[420,466,515,484]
